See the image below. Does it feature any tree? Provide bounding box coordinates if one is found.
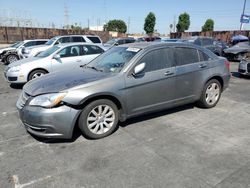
[202,19,214,32]
[105,19,127,33]
[144,12,156,36]
[176,12,190,32]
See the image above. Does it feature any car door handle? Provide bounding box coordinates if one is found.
[164,71,174,76]
[76,59,81,62]
[199,64,207,68]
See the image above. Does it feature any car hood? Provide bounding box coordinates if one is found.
[224,45,250,54]
[7,57,41,68]
[27,44,50,51]
[23,68,112,96]
[0,47,16,53]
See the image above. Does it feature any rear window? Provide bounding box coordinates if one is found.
[87,36,101,43]
[72,37,86,42]
[175,47,199,66]
[36,41,47,45]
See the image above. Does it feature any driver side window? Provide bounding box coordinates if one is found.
[137,48,174,73]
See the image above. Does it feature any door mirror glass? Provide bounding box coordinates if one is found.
[133,62,145,75]
[53,54,60,59]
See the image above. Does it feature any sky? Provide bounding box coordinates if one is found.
[0,0,250,34]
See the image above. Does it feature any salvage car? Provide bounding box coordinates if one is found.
[4,43,105,84]
[0,39,48,64]
[223,41,250,61]
[16,42,230,139]
[23,35,103,58]
[181,36,228,56]
[238,59,250,76]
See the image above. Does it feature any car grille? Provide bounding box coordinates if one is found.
[17,91,30,109]
[7,76,17,81]
[247,63,250,73]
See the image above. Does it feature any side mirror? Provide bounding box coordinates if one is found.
[114,42,119,46]
[133,63,145,76]
[53,54,60,59]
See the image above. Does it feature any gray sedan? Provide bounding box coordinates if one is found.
[4,43,105,84]
[17,42,230,139]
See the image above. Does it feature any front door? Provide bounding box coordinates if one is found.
[125,47,176,116]
[51,45,82,72]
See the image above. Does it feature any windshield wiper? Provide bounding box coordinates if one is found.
[85,66,103,72]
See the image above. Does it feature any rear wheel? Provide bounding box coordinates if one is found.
[5,54,19,64]
[78,99,119,139]
[28,69,47,81]
[197,79,222,108]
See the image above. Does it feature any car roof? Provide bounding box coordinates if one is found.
[119,41,199,49]
[56,42,103,48]
[53,35,99,38]
[23,39,48,42]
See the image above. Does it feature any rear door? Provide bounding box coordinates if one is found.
[174,47,210,103]
[125,47,176,116]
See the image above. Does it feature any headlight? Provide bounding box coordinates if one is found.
[29,93,67,108]
[9,66,21,72]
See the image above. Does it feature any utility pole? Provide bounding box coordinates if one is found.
[173,15,176,33]
[127,17,130,34]
[64,3,69,29]
[240,0,247,31]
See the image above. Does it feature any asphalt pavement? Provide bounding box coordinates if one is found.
[0,62,250,188]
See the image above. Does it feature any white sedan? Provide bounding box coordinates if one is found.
[4,43,105,84]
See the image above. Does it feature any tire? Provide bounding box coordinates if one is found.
[6,54,19,64]
[197,79,222,108]
[78,99,119,139]
[28,69,47,81]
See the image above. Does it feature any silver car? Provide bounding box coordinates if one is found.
[23,35,103,58]
[4,43,105,84]
[238,59,250,76]
[17,42,230,139]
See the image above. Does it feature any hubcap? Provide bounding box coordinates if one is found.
[205,83,220,105]
[8,55,18,63]
[87,105,115,135]
[32,72,45,80]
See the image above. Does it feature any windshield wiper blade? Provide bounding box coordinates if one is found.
[86,66,103,72]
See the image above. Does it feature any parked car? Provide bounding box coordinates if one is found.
[23,35,103,58]
[238,59,250,76]
[104,37,135,48]
[0,39,48,64]
[144,36,161,42]
[161,38,186,42]
[223,41,250,61]
[181,36,228,56]
[4,43,105,84]
[16,42,230,140]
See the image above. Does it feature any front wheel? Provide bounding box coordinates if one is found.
[28,69,47,81]
[5,54,19,64]
[78,99,119,139]
[197,79,222,108]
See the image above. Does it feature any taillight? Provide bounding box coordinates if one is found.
[224,60,230,72]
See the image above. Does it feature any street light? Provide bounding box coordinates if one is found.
[240,0,247,30]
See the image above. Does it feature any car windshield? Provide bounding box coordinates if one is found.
[105,38,117,45]
[86,46,140,73]
[45,37,57,45]
[11,41,24,48]
[36,46,60,58]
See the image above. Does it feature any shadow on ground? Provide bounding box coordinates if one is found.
[231,71,250,79]
[120,103,195,127]
[10,83,24,90]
